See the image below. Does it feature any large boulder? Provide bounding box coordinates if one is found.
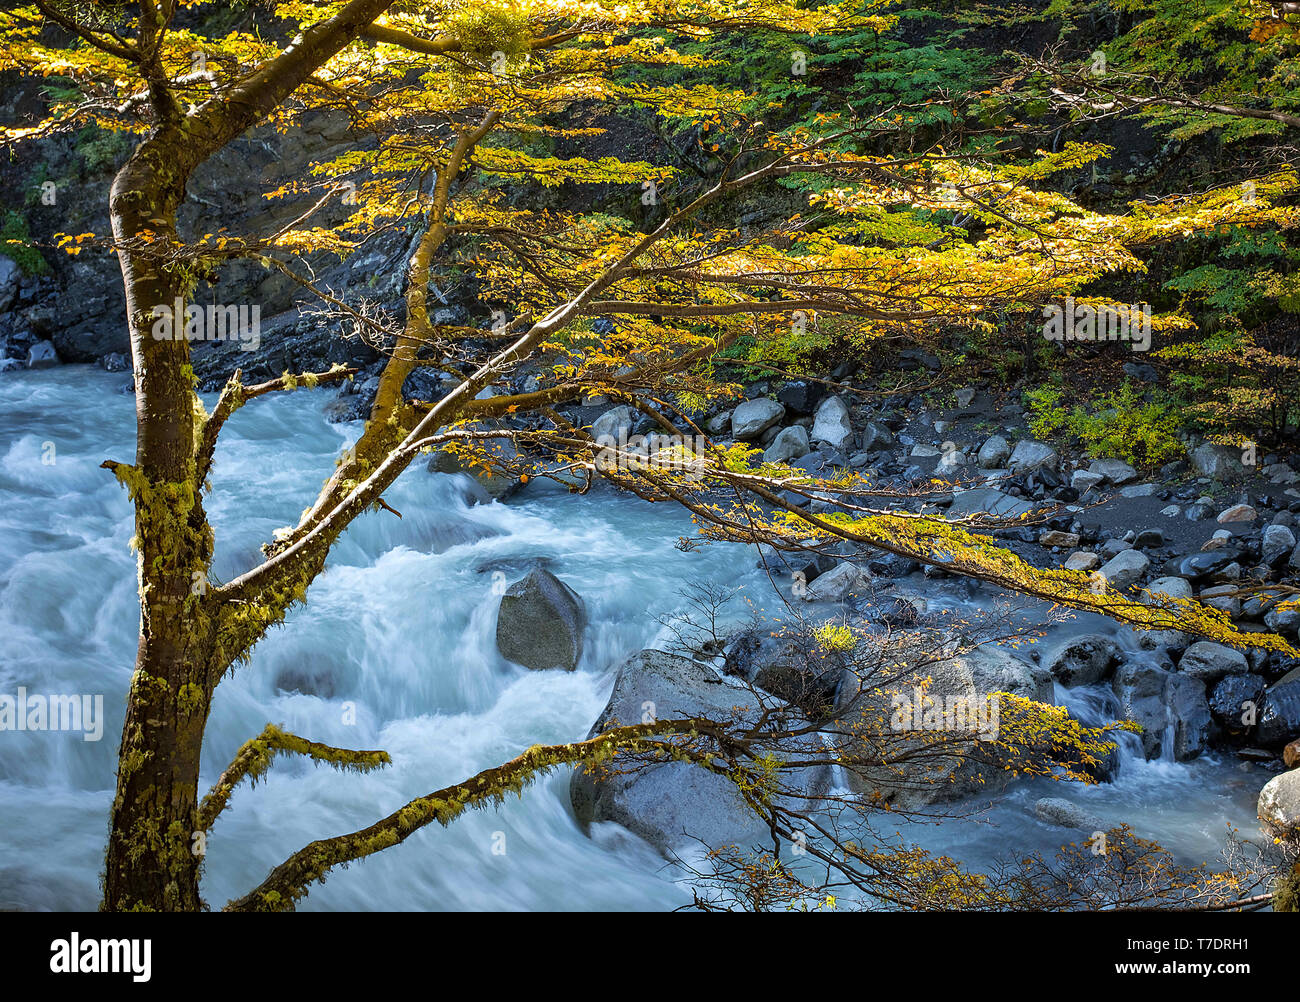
[1258,770,1300,837]
[803,561,871,603]
[763,425,810,465]
[1088,459,1138,485]
[1035,797,1103,832]
[730,397,785,440]
[494,569,587,670]
[1259,666,1300,747]
[809,395,854,451]
[591,405,634,444]
[1111,662,1210,760]
[1098,549,1149,591]
[1190,442,1243,479]
[945,487,1036,520]
[1008,439,1059,474]
[570,650,828,854]
[976,434,1010,469]
[1043,634,1118,687]
[1177,641,1248,683]
[834,640,1055,809]
[1208,673,1267,733]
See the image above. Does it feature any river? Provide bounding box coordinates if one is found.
[0,367,1268,910]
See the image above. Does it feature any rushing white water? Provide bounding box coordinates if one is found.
[0,367,1268,910]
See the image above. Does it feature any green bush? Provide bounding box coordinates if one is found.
[1023,380,1183,468]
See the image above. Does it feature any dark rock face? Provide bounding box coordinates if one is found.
[1208,673,1267,733]
[494,569,587,670]
[776,378,825,414]
[1259,666,1300,747]
[1043,634,1118,687]
[1111,661,1211,760]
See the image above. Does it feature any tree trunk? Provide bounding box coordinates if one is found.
[101,138,216,912]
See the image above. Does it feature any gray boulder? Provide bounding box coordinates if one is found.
[810,395,854,450]
[1259,667,1300,747]
[976,435,1010,469]
[859,420,894,452]
[1263,524,1296,565]
[1258,770,1300,836]
[763,425,810,465]
[1177,641,1248,683]
[570,650,828,854]
[731,397,785,440]
[1035,797,1103,831]
[1190,442,1243,479]
[591,405,634,444]
[1098,549,1150,591]
[1044,634,1118,687]
[834,640,1054,809]
[495,569,587,670]
[1089,458,1138,485]
[26,340,59,369]
[945,487,1036,520]
[803,561,870,603]
[1009,439,1059,474]
[1112,662,1210,760]
[1208,673,1267,732]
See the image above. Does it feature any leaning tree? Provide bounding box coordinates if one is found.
[0,0,1294,911]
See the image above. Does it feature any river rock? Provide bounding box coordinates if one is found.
[946,487,1036,519]
[1009,439,1058,474]
[1209,673,1267,732]
[977,435,1010,469]
[803,560,870,603]
[1217,504,1257,524]
[809,395,853,450]
[1112,661,1211,759]
[591,405,634,443]
[834,640,1055,809]
[1259,667,1300,746]
[1071,468,1105,492]
[1145,576,1193,601]
[731,397,785,440]
[494,568,587,670]
[1089,459,1138,485]
[1178,641,1248,683]
[1034,797,1103,831]
[1044,634,1118,687]
[777,379,823,414]
[763,425,810,465]
[26,340,59,369]
[860,420,894,452]
[1262,524,1296,565]
[1258,770,1300,836]
[1065,552,1099,571]
[570,649,828,854]
[1098,549,1149,591]
[1190,442,1242,479]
